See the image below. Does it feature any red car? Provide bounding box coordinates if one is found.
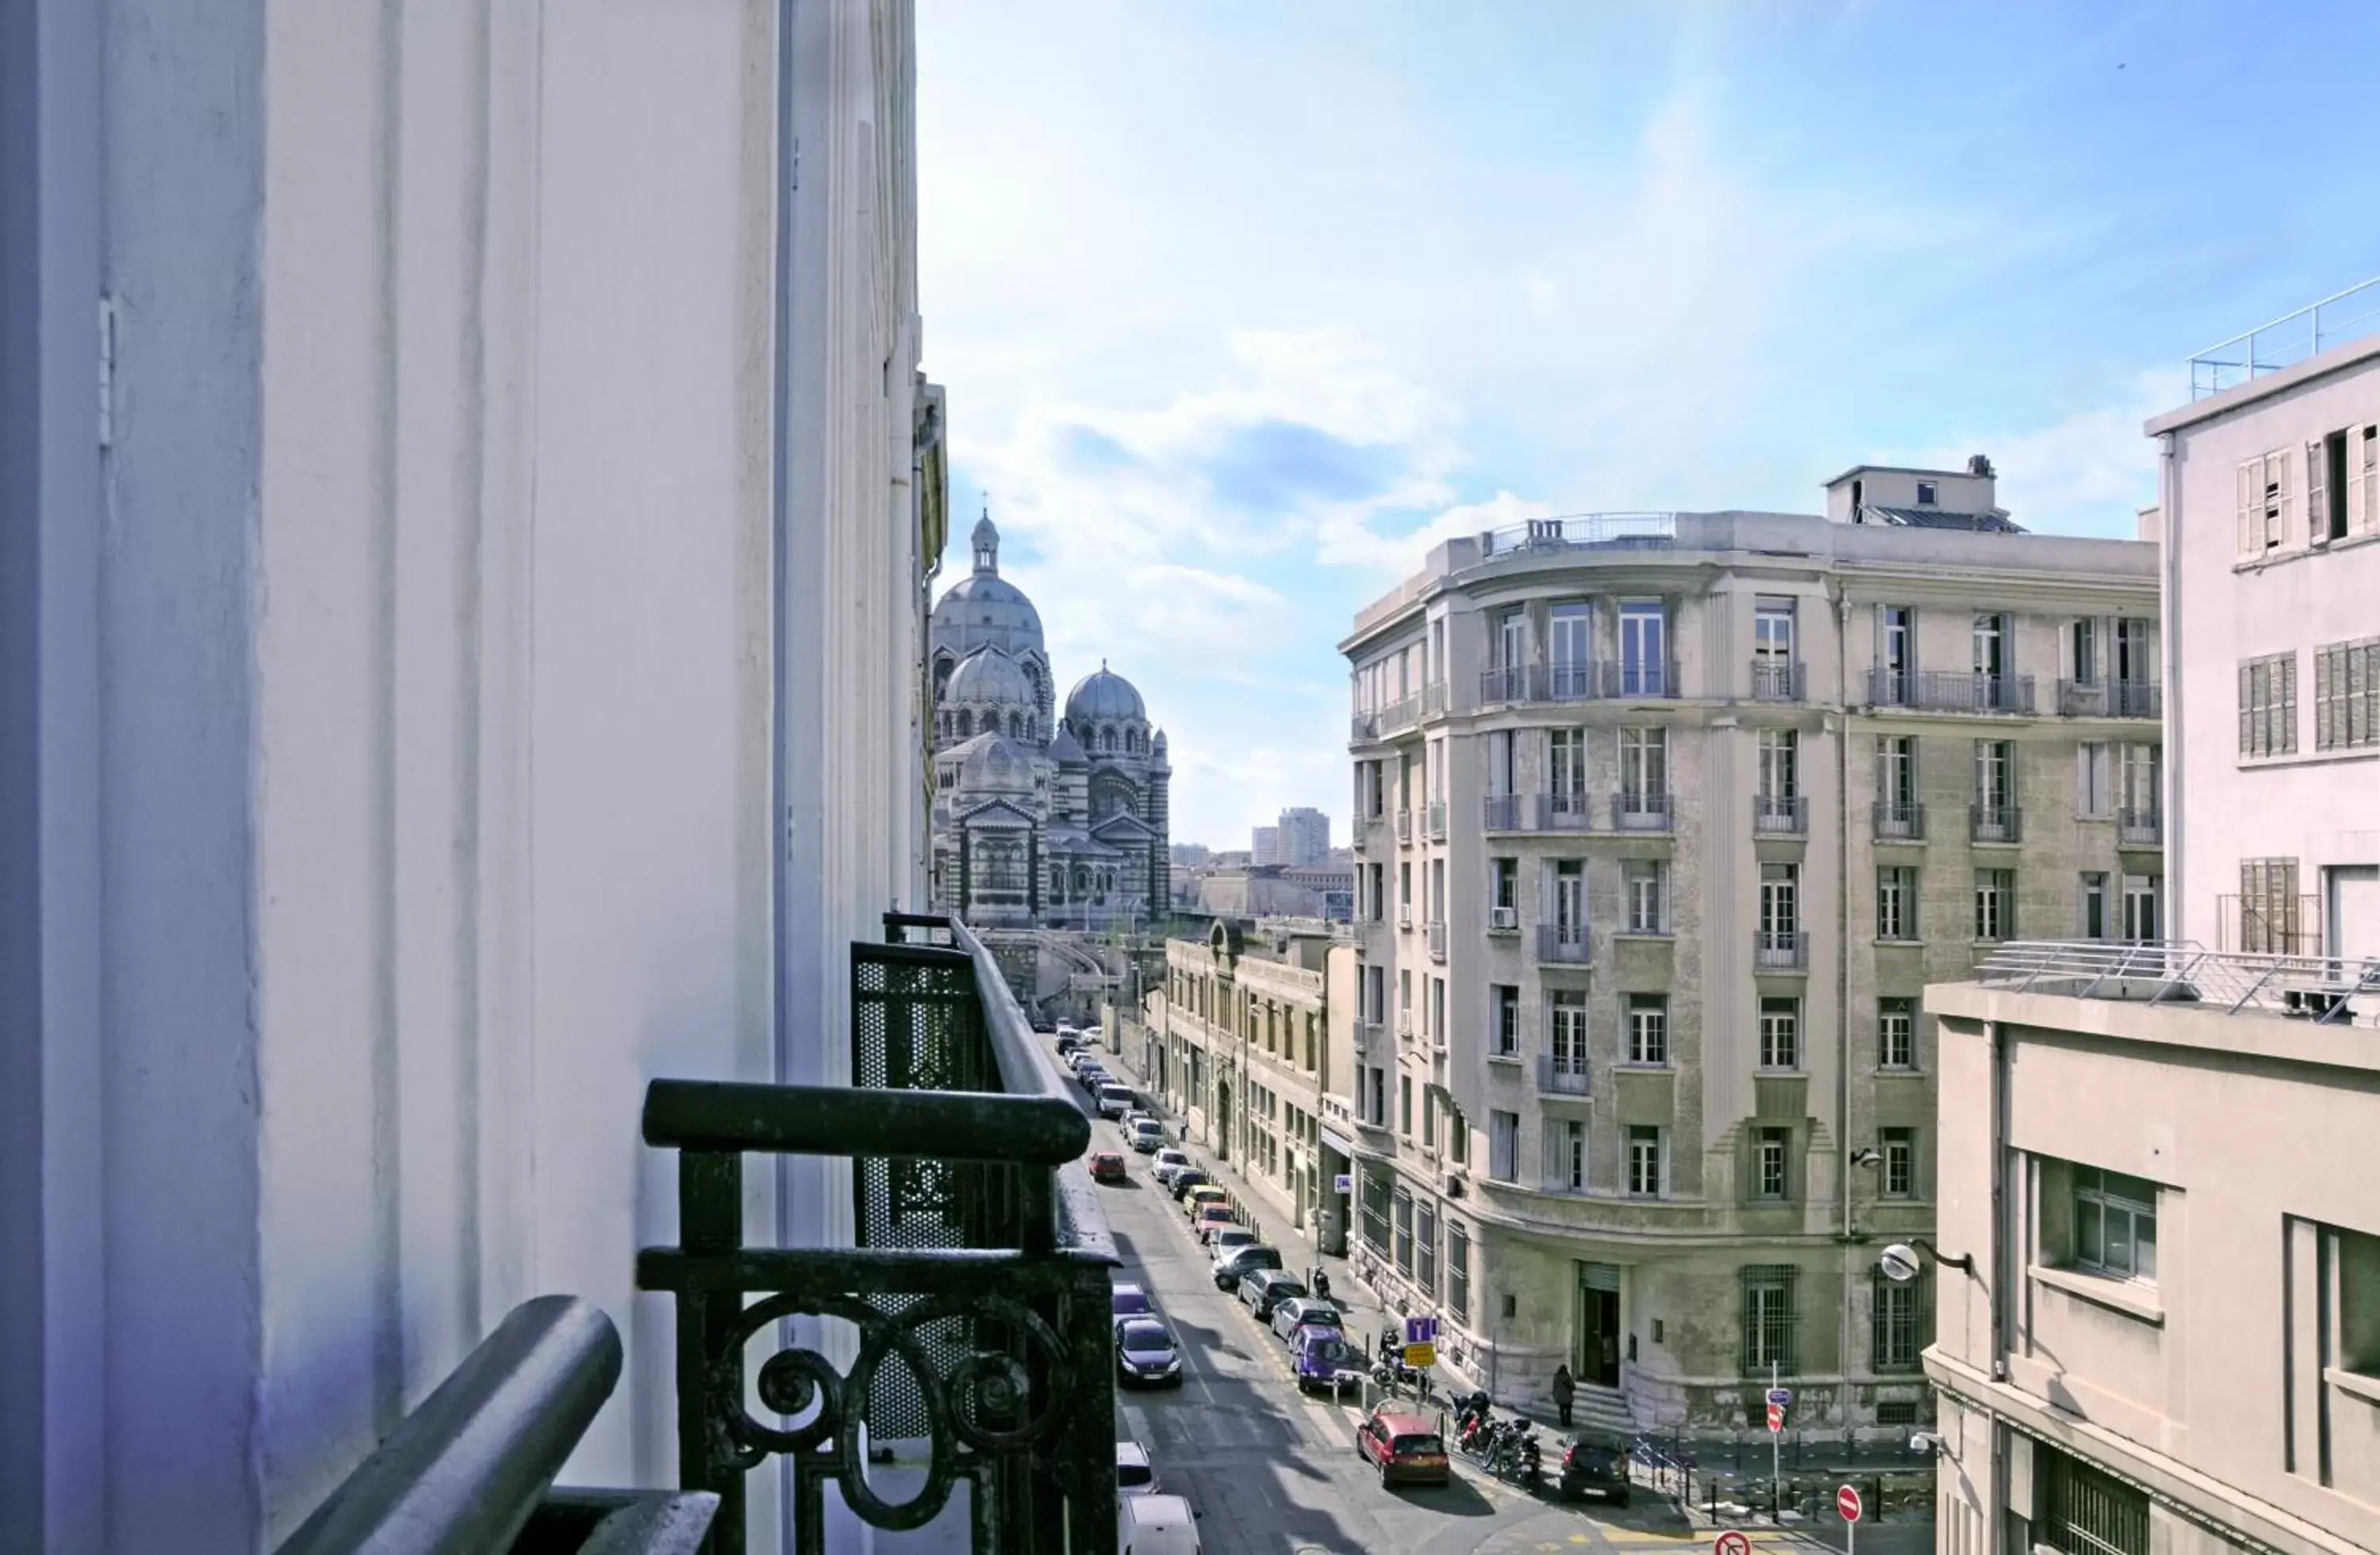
[1089,1151,1128,1184]
[1356,1407,1449,1488]
[1192,1204,1237,1242]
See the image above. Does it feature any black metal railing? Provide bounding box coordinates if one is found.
[1868,670,2036,714]
[1752,793,1808,835]
[1970,803,2023,844]
[1538,923,1591,964]
[2117,807,2163,847]
[1614,790,1673,831]
[1872,801,1925,841]
[635,912,1119,1555]
[1750,660,1804,702]
[274,1297,717,1555]
[1755,930,1809,970]
[2056,679,2163,719]
[1482,793,1523,830]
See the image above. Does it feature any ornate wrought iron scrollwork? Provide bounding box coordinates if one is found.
[698,1286,1077,1534]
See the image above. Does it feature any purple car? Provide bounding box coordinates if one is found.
[1292,1330,1364,1397]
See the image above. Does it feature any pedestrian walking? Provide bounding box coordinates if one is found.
[1312,1267,1331,1302]
[1552,1363,1576,1429]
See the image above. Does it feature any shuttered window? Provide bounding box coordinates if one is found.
[2238,651,2297,757]
[2315,637,2380,751]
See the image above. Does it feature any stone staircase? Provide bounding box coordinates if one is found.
[1568,1380,1637,1437]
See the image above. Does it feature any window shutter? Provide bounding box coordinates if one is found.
[2282,654,2297,752]
[2239,661,2253,754]
[2278,446,2297,547]
[2359,428,2380,536]
[2237,459,2256,558]
[2308,440,2329,543]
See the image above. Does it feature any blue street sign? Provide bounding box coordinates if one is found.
[1767,1386,1793,1407]
[1403,1315,1438,1346]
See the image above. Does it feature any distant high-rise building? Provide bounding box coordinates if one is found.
[1276,806,1331,867]
[1171,842,1212,868]
[1251,825,1281,866]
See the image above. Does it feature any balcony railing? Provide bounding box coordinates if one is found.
[1379,694,1420,735]
[1426,800,1448,841]
[1426,920,1448,962]
[2117,807,2163,847]
[1872,801,1925,841]
[1395,808,1414,843]
[1614,789,1673,831]
[634,912,1119,1555]
[1478,512,1677,555]
[2056,678,2163,719]
[1480,664,1530,705]
[1752,793,1808,836]
[1422,682,1448,719]
[1538,923,1592,964]
[1349,710,1379,742]
[1538,1054,1591,1095]
[1974,939,2380,1029]
[1970,803,2024,844]
[1480,661,1682,705]
[1532,792,1594,831]
[1750,659,1805,702]
[1483,793,1524,831]
[1867,670,2036,714]
[1356,1020,1384,1054]
[1755,930,1808,970]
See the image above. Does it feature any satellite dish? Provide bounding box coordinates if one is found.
[1879,1243,1923,1284]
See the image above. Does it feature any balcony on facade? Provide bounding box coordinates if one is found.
[1538,1054,1591,1096]
[1421,682,1448,720]
[1478,660,1683,706]
[1866,669,2037,714]
[1483,793,1524,831]
[1378,694,1421,735]
[1532,792,1595,831]
[1614,789,1673,832]
[1749,659,1806,702]
[1426,920,1448,962]
[1355,1019,1384,1056]
[1395,808,1414,844]
[1872,801,1926,841]
[1349,709,1379,743]
[1752,793,1808,836]
[2056,678,2163,719]
[1755,929,1809,970]
[1425,800,1448,841]
[1537,923,1592,964]
[1970,803,2024,845]
[2117,806,2163,847]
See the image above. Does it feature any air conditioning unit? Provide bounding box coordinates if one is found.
[1490,906,1518,931]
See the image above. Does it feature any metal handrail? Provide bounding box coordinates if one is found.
[2190,276,2380,399]
[1479,512,1676,555]
[1971,939,2380,1027]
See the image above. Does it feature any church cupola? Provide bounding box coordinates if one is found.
[971,508,1000,574]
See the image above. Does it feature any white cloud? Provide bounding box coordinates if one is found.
[1313,490,1557,575]
[1894,367,2186,538]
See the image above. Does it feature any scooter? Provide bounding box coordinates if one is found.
[1516,1430,1542,1490]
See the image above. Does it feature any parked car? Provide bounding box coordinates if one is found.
[1269,1297,1343,1342]
[1055,1019,1077,1037]
[1192,1204,1238,1242]
[1088,1151,1128,1184]
[1167,1169,1211,1201]
[1128,1118,1166,1154]
[1096,1083,1135,1120]
[1355,1407,1449,1488]
[1150,1148,1192,1185]
[1077,1065,1110,1092]
[1115,1318,1183,1388]
[1117,1493,1202,1555]
[1111,1281,1154,1320]
[1205,1227,1257,1261]
[1182,1184,1229,1219]
[1554,1430,1633,1505]
[1056,1035,1084,1058]
[1292,1330,1365,1397]
[1211,1243,1281,1292]
[1116,1439,1161,1495]
[1237,1269,1307,1322]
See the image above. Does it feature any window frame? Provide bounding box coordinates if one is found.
[1626,1126,1664,1199]
[1626,993,1669,1065]
[1741,1265,1798,1374]
[1755,1127,1791,1200]
[1493,983,1520,1058]
[1879,1126,1916,1200]
[1758,996,1801,1071]
[1878,997,1917,1071]
[2073,1165,2159,1284]
[1876,866,1917,941]
[1974,869,2014,943]
[1488,1110,1519,1182]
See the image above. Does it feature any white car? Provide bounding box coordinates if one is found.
[1096,1083,1134,1120]
[1150,1148,1191,1184]
[1116,1439,1161,1495]
[1128,1118,1166,1153]
[1119,1493,1202,1555]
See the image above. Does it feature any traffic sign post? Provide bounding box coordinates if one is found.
[1769,1361,1783,1519]
[1712,1531,1752,1555]
[1766,1386,1793,1407]
[1404,1342,1436,1370]
[1839,1484,1864,1555]
[1403,1315,1438,1347]
[1765,1402,1783,1432]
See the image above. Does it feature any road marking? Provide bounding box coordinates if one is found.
[1122,1404,1152,1446]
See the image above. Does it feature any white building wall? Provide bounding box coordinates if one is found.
[6,1,925,1550]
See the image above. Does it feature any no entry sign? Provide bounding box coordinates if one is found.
[1838,1484,1864,1522]
[1713,1531,1752,1555]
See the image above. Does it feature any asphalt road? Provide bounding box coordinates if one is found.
[1065,1039,1937,1555]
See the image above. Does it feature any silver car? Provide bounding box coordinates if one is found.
[1270,1296,1345,1342]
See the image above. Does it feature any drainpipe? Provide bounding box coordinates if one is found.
[1837,589,1858,1428]
[2157,433,2182,939]
[1990,1017,2012,1381]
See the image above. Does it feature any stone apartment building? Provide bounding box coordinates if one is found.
[1141,920,1361,1256]
[1338,464,2160,1436]
[1922,298,2380,1555]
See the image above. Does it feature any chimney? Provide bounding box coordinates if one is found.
[1967,454,1996,478]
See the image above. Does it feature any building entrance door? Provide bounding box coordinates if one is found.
[1214,1081,1230,1159]
[1576,1265,1622,1387]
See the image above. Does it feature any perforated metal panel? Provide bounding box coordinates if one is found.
[851,943,999,1441]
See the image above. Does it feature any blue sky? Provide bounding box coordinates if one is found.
[918,0,2380,849]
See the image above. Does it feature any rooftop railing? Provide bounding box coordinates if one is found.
[1971,939,2380,1028]
[2189,276,2380,399]
[1478,512,1678,556]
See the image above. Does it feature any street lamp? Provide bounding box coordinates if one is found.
[1879,1239,1977,1280]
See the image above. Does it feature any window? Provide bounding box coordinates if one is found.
[1399,969,1411,1021]
[2122,873,2160,943]
[1549,990,1588,1078]
[1399,862,1412,916]
[1876,866,1917,941]
[1449,1104,1468,1165]
[1553,859,1586,934]
[1760,862,1798,939]
[1626,994,1669,1065]
[1974,870,2013,942]
[1758,997,1800,1070]
[1879,997,1915,1069]
[1549,600,1591,681]
[2074,1165,2159,1283]
[1741,1265,1798,1373]
[1914,479,1937,506]
[1416,1200,1438,1296]
[1974,739,2014,812]
[1880,1126,1915,1198]
[2069,617,2099,686]
[2115,617,2155,687]
[1878,605,1915,693]
[1422,1090,1435,1149]
[1493,984,1519,1058]
[2236,447,2295,557]
[2080,872,2110,940]
[1972,612,2009,681]
[1755,1127,1791,1200]
[2117,742,2159,820]
[1872,1277,1924,1370]
[1360,1168,1391,1250]
[1875,734,1917,806]
[1624,860,1668,933]
[2040,1445,2151,1555]
[1757,728,1798,799]
[2076,742,2112,817]
[1447,1224,1471,1323]
[1489,1111,1519,1182]
[1399,1074,1413,1136]
[1545,1119,1587,1192]
[1626,1127,1663,1198]
[1393,1186,1414,1275]
[1428,977,1445,1046]
[2239,651,2298,757]
[1492,857,1519,916]
[2315,637,2380,751]
[2337,1227,2380,1380]
[1619,600,1667,694]
[2239,857,2302,954]
[1549,728,1587,806]
[1498,609,1528,672]
[1619,727,1668,808]
[1365,863,1384,921]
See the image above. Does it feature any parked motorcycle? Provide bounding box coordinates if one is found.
[1516,1430,1542,1490]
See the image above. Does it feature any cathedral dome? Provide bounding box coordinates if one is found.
[931,515,1045,661]
[1065,662,1146,725]
[958,735,1035,797]
[946,647,1036,708]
